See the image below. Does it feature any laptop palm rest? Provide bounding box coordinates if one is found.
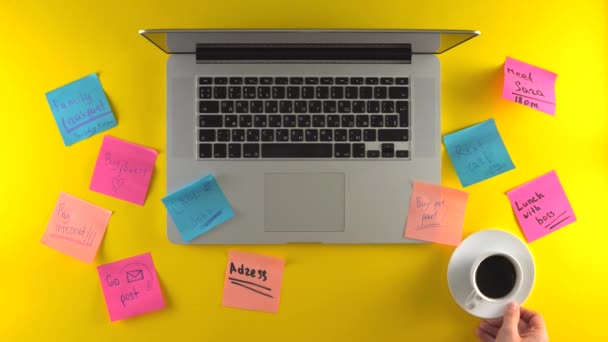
[264,173,345,232]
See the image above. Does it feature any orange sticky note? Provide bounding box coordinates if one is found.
[404,182,468,246]
[41,193,111,263]
[222,251,285,313]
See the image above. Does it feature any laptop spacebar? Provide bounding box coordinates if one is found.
[262,144,333,158]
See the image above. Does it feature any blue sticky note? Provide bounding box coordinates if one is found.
[45,73,117,146]
[443,119,515,187]
[162,174,235,242]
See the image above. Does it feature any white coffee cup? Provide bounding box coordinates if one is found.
[464,252,523,310]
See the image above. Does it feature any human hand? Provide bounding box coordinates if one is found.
[476,302,548,342]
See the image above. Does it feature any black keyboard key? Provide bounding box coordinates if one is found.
[305,77,318,85]
[229,77,243,85]
[287,86,300,99]
[356,115,369,127]
[283,115,296,127]
[199,87,212,99]
[397,101,409,127]
[360,86,373,99]
[323,100,337,113]
[228,87,241,99]
[290,77,303,84]
[214,143,227,158]
[312,115,326,127]
[341,115,355,127]
[279,100,293,113]
[199,143,212,158]
[276,129,289,141]
[260,77,273,85]
[321,77,333,85]
[320,129,333,141]
[243,143,260,158]
[275,77,288,84]
[258,86,271,99]
[363,129,376,141]
[316,86,329,99]
[334,129,347,141]
[250,101,263,113]
[327,115,340,127]
[330,86,344,99]
[291,129,304,141]
[217,129,230,142]
[334,143,351,158]
[199,101,219,113]
[374,87,387,99]
[350,77,363,85]
[254,115,267,127]
[378,129,408,141]
[353,101,365,113]
[229,143,241,158]
[349,129,362,142]
[365,77,379,85]
[382,101,394,113]
[305,129,318,141]
[385,115,398,127]
[262,143,332,158]
[396,150,409,158]
[214,86,227,99]
[236,101,249,113]
[244,86,256,99]
[199,129,216,142]
[221,101,234,113]
[199,77,212,85]
[225,115,238,127]
[245,77,258,85]
[338,100,351,113]
[232,129,245,142]
[309,101,322,113]
[239,115,253,127]
[294,101,307,113]
[247,129,260,142]
[353,143,365,157]
[272,87,285,99]
[380,77,394,85]
[199,115,223,127]
[269,115,282,127]
[367,101,380,113]
[345,86,358,99]
[214,77,227,84]
[367,150,380,158]
[371,115,384,127]
[336,77,348,84]
[298,115,311,127]
[381,143,394,157]
[261,129,275,142]
[389,87,409,99]
[396,77,409,85]
[265,101,278,113]
[302,86,315,99]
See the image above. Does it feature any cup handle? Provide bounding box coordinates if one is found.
[465,290,483,310]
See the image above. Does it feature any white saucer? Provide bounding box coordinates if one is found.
[447,229,535,319]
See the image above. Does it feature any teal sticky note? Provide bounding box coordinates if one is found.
[443,119,515,187]
[45,73,117,146]
[162,174,235,242]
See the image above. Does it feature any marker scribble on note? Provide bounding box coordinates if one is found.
[502,57,557,115]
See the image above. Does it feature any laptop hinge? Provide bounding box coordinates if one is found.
[195,44,412,64]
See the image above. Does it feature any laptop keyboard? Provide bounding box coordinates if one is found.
[197,76,410,159]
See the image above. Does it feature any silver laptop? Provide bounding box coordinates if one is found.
[140,29,479,244]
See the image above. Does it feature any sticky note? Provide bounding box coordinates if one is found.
[502,57,557,115]
[41,193,111,263]
[222,250,285,313]
[45,73,117,146]
[97,253,166,321]
[443,119,515,187]
[507,171,576,242]
[90,136,158,205]
[162,174,235,242]
[404,182,468,246]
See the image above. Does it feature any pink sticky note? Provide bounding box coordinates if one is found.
[41,192,111,263]
[502,56,557,115]
[507,171,576,242]
[404,182,469,246]
[90,136,158,205]
[97,253,166,321]
[222,251,285,313]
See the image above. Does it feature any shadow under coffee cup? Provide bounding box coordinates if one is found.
[465,253,523,310]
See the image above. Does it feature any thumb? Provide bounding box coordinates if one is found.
[501,302,521,336]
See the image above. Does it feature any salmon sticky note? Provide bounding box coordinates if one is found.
[404,182,468,246]
[502,57,557,115]
[507,171,576,242]
[97,253,166,321]
[222,251,285,313]
[41,193,111,263]
[90,136,158,205]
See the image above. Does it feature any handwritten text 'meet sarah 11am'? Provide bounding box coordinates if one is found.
[507,68,546,110]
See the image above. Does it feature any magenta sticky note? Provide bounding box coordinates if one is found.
[90,136,158,205]
[502,56,557,115]
[507,171,576,242]
[97,253,166,321]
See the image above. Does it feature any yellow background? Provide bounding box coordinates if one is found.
[1,1,606,341]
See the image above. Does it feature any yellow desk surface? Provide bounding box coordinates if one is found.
[1,1,606,341]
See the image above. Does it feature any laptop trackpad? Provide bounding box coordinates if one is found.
[264,173,345,232]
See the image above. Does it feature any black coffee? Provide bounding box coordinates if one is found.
[475,255,517,299]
